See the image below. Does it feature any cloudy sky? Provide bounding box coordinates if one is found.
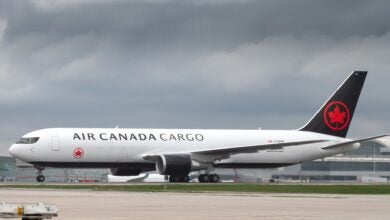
[1,0,390,155]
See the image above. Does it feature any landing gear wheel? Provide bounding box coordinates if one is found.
[169,175,190,183]
[210,174,220,183]
[198,174,210,183]
[204,174,210,182]
[36,175,45,182]
[198,174,220,183]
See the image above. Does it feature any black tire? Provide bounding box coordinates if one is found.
[210,174,220,183]
[203,174,210,183]
[169,175,175,182]
[36,175,45,182]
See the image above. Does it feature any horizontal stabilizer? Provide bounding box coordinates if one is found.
[370,136,390,147]
[322,135,389,150]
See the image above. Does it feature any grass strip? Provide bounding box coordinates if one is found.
[1,184,390,194]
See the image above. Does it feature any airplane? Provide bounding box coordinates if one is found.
[8,71,390,183]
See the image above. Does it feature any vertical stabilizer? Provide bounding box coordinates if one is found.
[299,71,367,137]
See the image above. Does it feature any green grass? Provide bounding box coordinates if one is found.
[1,184,390,194]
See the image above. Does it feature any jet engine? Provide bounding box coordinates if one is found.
[155,154,207,176]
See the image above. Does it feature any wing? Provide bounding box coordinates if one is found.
[192,139,327,155]
[144,139,327,162]
[322,135,390,150]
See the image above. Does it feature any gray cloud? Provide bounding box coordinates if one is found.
[1,0,390,154]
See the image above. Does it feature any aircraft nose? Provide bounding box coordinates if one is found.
[9,144,34,162]
[9,144,22,159]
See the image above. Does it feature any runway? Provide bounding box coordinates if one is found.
[1,189,389,220]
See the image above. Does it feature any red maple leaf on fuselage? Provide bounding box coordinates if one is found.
[75,150,83,156]
[328,105,346,125]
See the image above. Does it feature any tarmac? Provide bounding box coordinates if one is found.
[1,188,389,220]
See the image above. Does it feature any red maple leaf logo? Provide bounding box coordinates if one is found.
[73,147,84,159]
[323,101,351,131]
[328,105,346,124]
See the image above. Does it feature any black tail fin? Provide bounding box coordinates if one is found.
[299,71,367,138]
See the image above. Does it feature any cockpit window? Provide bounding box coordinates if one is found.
[16,137,40,144]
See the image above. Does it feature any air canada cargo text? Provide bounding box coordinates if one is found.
[73,132,204,142]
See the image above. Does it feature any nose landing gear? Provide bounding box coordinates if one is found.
[35,166,46,182]
[36,175,45,182]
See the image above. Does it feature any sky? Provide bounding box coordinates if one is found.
[1,0,390,155]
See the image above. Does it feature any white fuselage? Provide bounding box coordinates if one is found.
[9,128,357,169]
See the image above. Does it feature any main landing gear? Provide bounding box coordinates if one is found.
[167,174,220,183]
[35,166,46,182]
[168,175,190,183]
[198,174,220,183]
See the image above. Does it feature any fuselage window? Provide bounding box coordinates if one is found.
[16,137,40,144]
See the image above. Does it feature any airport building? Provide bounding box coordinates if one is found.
[0,155,16,182]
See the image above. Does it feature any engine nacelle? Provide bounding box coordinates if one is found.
[110,168,142,176]
[155,154,207,176]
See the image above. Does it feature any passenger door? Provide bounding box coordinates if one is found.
[51,136,60,151]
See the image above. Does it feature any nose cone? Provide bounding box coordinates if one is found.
[9,144,17,157]
[9,144,24,160]
[9,144,35,163]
